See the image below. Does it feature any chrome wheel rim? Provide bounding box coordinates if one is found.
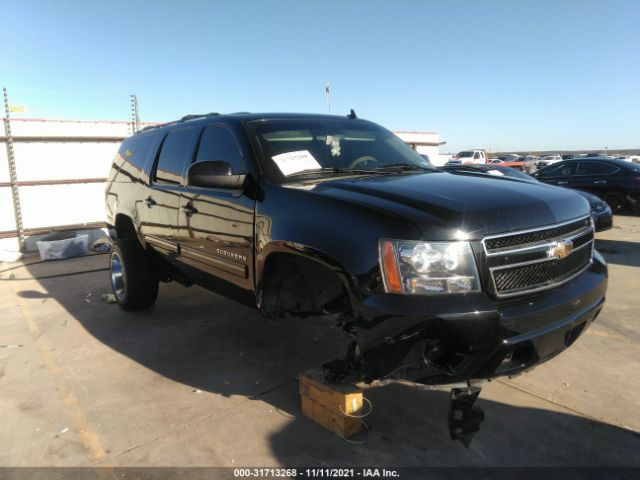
[110,252,125,301]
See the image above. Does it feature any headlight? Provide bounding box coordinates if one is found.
[379,239,481,294]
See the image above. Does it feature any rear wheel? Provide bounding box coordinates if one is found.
[602,191,625,214]
[110,239,159,311]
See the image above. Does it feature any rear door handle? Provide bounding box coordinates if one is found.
[557,181,568,185]
[181,203,198,216]
[593,180,607,184]
[144,196,156,207]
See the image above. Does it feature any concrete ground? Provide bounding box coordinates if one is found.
[1,216,639,468]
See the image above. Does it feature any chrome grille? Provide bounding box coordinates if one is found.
[483,216,594,297]
[493,247,592,292]
[484,217,591,251]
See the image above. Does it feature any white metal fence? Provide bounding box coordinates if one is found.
[0,118,140,255]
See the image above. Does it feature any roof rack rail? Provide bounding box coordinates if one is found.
[180,112,220,122]
[140,124,164,132]
[134,112,221,134]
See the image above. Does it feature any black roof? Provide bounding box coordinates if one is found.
[554,157,637,169]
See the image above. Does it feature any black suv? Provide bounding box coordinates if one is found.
[533,157,640,213]
[106,112,607,441]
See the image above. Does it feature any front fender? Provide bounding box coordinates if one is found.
[254,179,422,300]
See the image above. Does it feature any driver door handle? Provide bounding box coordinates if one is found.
[144,196,156,207]
[593,180,607,184]
[557,181,568,185]
[181,202,198,216]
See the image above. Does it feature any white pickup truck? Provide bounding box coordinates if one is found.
[448,149,488,165]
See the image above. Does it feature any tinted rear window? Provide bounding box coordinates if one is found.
[118,133,159,170]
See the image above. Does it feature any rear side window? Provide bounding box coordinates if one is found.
[577,162,618,176]
[194,124,245,173]
[155,128,198,184]
[118,133,158,170]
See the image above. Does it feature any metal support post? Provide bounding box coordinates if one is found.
[3,87,25,252]
[130,94,140,134]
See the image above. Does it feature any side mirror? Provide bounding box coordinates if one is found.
[187,160,246,189]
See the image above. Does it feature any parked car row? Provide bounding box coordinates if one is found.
[446,149,640,176]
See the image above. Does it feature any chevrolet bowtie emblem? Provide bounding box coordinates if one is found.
[548,239,574,259]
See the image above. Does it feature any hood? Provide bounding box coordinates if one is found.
[307,171,591,240]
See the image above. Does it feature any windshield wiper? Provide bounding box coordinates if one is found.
[372,163,435,172]
[287,167,385,178]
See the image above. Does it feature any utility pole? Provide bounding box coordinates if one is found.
[3,87,25,253]
[130,94,140,134]
[325,81,331,114]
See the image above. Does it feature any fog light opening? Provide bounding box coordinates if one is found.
[424,342,473,376]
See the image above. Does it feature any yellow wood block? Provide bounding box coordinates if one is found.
[299,370,363,438]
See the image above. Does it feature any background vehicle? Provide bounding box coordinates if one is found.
[537,154,563,168]
[533,157,640,212]
[614,155,640,164]
[500,155,525,171]
[523,155,540,173]
[452,149,488,164]
[441,164,613,231]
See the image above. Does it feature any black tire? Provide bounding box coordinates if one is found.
[602,191,625,214]
[110,239,159,311]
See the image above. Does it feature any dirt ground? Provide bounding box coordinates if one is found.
[1,216,639,469]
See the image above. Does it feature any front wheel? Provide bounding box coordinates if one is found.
[602,191,625,214]
[110,239,159,311]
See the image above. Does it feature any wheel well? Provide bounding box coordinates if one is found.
[114,214,138,240]
[260,253,350,318]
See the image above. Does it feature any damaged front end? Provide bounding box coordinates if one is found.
[321,252,606,445]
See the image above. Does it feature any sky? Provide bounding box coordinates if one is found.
[1,0,639,152]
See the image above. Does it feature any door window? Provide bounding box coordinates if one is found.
[194,124,245,173]
[576,162,619,176]
[154,128,198,184]
[540,162,577,177]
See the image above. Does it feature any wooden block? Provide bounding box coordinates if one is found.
[299,370,363,438]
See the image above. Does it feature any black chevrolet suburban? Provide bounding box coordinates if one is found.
[106,112,607,443]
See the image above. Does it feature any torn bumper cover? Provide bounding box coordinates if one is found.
[347,254,607,385]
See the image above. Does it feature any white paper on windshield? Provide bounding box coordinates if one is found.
[487,169,505,176]
[272,150,321,176]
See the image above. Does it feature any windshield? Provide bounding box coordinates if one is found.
[247,118,435,182]
[457,151,474,158]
